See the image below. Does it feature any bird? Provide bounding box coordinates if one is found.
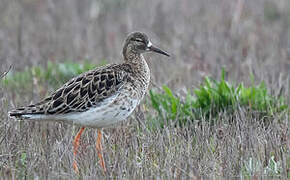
[8,32,170,174]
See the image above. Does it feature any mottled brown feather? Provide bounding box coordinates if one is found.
[9,64,133,116]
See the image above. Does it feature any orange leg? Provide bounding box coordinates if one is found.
[73,127,85,174]
[96,129,107,174]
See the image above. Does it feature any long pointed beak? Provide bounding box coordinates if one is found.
[149,45,170,57]
[147,41,170,57]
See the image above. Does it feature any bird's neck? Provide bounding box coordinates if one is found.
[124,51,150,81]
[123,50,150,99]
[124,51,147,72]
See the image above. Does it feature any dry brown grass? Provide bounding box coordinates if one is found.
[0,0,289,179]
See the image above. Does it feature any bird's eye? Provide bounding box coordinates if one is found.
[134,38,143,43]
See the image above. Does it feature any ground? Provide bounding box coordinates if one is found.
[0,0,289,179]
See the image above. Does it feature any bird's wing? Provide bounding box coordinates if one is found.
[9,63,133,117]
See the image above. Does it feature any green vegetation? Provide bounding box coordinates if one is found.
[3,65,288,127]
[149,70,288,126]
[242,156,282,177]
[1,0,289,178]
[2,63,289,178]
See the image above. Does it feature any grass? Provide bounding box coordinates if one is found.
[149,69,288,127]
[0,0,290,179]
[1,62,289,178]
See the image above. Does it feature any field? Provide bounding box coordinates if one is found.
[0,0,289,179]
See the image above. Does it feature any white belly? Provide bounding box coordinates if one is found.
[67,100,138,128]
[60,96,139,128]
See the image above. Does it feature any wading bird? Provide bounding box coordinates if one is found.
[9,32,170,174]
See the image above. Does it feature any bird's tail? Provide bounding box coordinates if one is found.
[9,105,44,120]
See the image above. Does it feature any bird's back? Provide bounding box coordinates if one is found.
[9,64,131,117]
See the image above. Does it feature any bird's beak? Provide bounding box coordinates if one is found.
[147,41,170,57]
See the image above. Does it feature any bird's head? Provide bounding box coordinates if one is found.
[123,32,170,60]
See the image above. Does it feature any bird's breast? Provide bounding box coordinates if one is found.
[132,57,150,99]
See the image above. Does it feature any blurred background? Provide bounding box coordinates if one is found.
[0,0,289,178]
[0,0,289,93]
